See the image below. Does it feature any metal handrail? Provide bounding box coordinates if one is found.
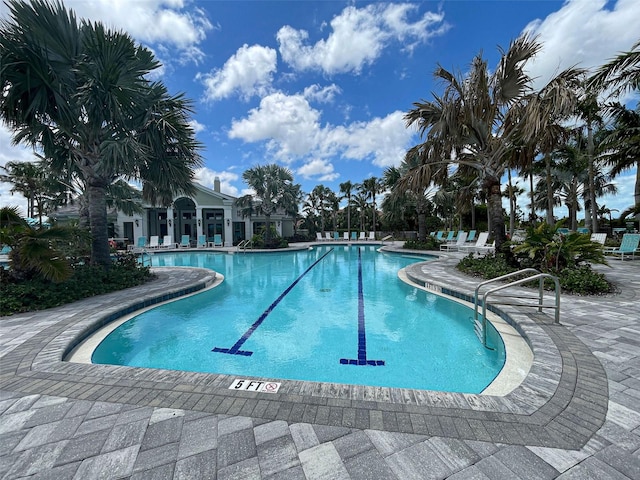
[237,239,253,252]
[474,268,560,349]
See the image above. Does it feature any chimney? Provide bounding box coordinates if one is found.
[214,177,221,193]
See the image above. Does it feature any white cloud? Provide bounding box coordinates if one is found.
[277,3,448,75]
[194,167,240,196]
[524,0,640,90]
[198,44,277,102]
[297,159,339,182]
[303,84,342,104]
[189,119,206,134]
[228,92,321,159]
[228,91,414,169]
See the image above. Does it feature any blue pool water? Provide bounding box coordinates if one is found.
[92,245,505,393]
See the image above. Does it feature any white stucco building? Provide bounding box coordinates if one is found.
[114,178,295,247]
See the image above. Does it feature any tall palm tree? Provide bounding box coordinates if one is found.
[588,39,640,97]
[401,34,541,251]
[602,103,640,218]
[0,0,202,267]
[352,192,369,233]
[241,164,297,245]
[339,181,355,235]
[361,177,382,234]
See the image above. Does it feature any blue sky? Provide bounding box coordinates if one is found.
[1,0,638,220]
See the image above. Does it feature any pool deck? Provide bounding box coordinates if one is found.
[1,243,639,479]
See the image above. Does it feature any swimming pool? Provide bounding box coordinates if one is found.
[90,245,505,393]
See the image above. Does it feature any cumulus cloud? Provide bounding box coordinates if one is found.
[228,92,321,159]
[228,91,414,169]
[277,3,448,75]
[198,44,277,101]
[194,167,240,196]
[524,0,640,89]
[297,159,339,182]
[303,84,342,104]
[188,119,207,134]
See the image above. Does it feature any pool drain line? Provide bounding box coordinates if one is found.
[339,247,385,366]
[212,248,334,356]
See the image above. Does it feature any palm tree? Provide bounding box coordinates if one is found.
[0,0,202,267]
[602,103,640,219]
[241,164,297,245]
[0,206,88,282]
[588,39,640,97]
[352,192,369,233]
[401,35,541,251]
[339,181,356,235]
[361,177,382,234]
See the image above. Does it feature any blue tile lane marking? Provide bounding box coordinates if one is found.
[340,247,385,366]
[212,248,335,356]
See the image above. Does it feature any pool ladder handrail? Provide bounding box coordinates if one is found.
[473,268,560,349]
[237,239,253,252]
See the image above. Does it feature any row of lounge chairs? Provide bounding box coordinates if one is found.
[316,232,376,241]
[129,234,224,250]
[439,231,494,253]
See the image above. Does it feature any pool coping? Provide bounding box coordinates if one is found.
[0,253,608,449]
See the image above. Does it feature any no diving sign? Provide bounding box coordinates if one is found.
[229,378,281,393]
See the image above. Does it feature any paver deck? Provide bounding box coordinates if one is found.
[1,244,639,479]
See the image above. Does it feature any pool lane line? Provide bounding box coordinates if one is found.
[340,247,385,366]
[212,248,335,356]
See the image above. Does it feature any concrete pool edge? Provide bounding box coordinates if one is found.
[2,256,608,449]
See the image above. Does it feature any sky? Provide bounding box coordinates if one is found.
[1,0,639,221]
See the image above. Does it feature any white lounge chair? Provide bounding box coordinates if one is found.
[148,235,159,249]
[440,231,467,251]
[368,231,375,241]
[458,232,489,254]
[590,233,607,245]
[359,232,366,241]
[325,232,333,241]
[343,232,349,241]
[160,235,175,249]
[316,232,325,242]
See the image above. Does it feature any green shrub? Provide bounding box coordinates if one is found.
[0,254,153,315]
[403,237,441,251]
[556,265,614,295]
[456,252,518,279]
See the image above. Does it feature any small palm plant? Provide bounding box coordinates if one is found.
[513,222,606,271]
[0,206,88,282]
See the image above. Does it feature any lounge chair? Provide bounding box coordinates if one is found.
[443,231,455,243]
[333,232,340,241]
[368,231,375,241]
[213,234,223,247]
[197,235,207,248]
[590,233,607,245]
[160,235,175,249]
[577,227,590,234]
[466,230,476,243]
[604,233,640,261]
[178,235,191,248]
[343,232,349,241]
[476,240,496,255]
[316,232,325,242]
[359,232,366,241]
[557,228,570,235]
[148,235,159,249]
[440,231,467,251]
[458,232,489,254]
[435,231,444,241]
[325,232,333,241]
[350,231,357,241]
[128,236,147,251]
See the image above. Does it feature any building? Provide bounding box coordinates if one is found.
[114,178,295,247]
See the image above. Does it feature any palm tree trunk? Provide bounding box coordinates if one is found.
[545,154,554,225]
[587,122,598,232]
[265,215,271,245]
[87,180,110,267]
[529,172,535,224]
[486,177,506,250]
[507,169,515,236]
